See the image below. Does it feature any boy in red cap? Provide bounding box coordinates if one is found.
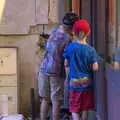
[63,20,99,120]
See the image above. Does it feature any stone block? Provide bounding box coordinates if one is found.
[0,0,36,34]
[36,0,48,24]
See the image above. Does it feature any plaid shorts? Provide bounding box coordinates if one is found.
[38,72,64,101]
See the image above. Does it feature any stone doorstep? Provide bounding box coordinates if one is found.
[0,114,24,120]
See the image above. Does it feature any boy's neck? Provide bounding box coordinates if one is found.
[78,39,87,44]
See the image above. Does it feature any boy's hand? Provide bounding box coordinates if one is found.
[92,62,99,71]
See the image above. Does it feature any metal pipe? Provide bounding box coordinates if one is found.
[72,0,80,15]
[90,0,94,47]
[115,0,118,48]
[79,0,82,19]
[92,0,97,48]
[30,88,35,120]
[104,0,109,119]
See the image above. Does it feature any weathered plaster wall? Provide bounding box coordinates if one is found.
[0,0,64,114]
[0,35,39,113]
[49,0,65,24]
[0,0,49,35]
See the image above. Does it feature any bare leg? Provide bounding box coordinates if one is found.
[81,111,88,120]
[52,101,61,120]
[72,112,80,120]
[40,98,49,120]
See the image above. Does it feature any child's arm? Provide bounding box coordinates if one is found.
[63,43,71,78]
[64,59,69,78]
[90,48,99,71]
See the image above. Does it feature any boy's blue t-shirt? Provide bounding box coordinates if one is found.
[63,41,99,91]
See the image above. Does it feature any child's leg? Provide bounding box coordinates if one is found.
[38,72,50,120]
[69,91,82,120]
[72,112,80,120]
[50,76,64,120]
[81,111,88,120]
[40,98,49,120]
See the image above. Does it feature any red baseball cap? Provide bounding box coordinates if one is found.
[73,20,90,35]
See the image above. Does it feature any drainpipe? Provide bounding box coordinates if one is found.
[105,0,109,120]
[80,0,82,19]
[90,0,95,47]
[72,0,80,16]
[115,0,118,48]
[91,0,97,48]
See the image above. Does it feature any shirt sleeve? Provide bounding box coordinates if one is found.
[90,48,99,64]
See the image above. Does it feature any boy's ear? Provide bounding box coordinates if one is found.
[78,32,84,38]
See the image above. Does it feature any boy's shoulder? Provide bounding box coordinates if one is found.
[71,41,95,50]
[67,41,78,47]
[49,25,70,41]
[85,44,96,52]
[50,25,64,34]
[67,41,93,49]
[66,41,97,52]
[56,26,70,38]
